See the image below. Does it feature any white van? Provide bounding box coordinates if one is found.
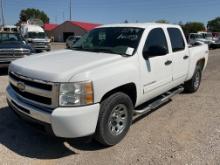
[0,25,18,32]
[21,24,51,52]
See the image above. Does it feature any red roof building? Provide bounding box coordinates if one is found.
[43,23,58,31]
[69,21,101,31]
[45,21,101,42]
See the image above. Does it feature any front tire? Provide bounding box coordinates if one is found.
[95,92,133,146]
[184,66,202,93]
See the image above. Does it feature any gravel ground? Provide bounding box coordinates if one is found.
[0,45,220,165]
[50,42,66,50]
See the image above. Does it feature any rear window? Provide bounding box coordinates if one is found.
[168,28,185,52]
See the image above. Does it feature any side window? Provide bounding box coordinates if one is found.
[143,28,168,56]
[168,28,185,52]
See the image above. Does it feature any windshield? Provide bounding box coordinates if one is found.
[28,32,46,39]
[194,34,203,39]
[0,33,24,42]
[205,33,213,38]
[200,33,212,39]
[72,27,144,56]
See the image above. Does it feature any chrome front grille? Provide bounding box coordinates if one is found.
[9,72,59,110]
[32,42,48,48]
[0,48,30,57]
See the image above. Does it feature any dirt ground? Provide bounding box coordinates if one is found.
[0,45,220,165]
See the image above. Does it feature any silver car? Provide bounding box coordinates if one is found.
[66,36,81,48]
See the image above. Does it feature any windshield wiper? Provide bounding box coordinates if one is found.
[87,48,131,57]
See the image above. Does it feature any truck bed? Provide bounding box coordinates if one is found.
[187,44,209,80]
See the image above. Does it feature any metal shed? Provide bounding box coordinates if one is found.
[45,21,101,42]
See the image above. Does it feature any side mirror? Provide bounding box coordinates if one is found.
[143,45,168,60]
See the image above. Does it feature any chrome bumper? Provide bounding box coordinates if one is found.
[6,85,51,124]
[6,85,100,138]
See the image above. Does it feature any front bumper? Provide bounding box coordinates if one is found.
[0,61,10,68]
[0,57,24,68]
[30,43,51,51]
[210,43,220,48]
[6,86,100,138]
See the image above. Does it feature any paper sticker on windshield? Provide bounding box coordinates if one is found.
[117,34,138,41]
[126,47,134,56]
[99,32,106,40]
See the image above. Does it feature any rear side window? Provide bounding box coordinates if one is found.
[143,28,168,55]
[168,28,185,52]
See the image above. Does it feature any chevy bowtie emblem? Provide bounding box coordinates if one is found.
[17,82,26,92]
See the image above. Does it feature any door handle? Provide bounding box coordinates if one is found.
[164,60,172,66]
[183,55,189,60]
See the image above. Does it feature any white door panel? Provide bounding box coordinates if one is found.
[172,51,189,82]
[142,56,172,94]
[139,27,174,102]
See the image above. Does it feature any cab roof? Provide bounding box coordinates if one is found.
[98,22,181,29]
[0,31,19,34]
[21,24,44,32]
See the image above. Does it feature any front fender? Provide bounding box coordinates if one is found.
[70,57,141,106]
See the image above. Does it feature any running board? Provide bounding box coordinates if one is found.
[133,86,184,115]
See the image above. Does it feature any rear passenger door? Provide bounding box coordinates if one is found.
[167,28,189,84]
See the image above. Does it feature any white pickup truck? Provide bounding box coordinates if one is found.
[6,23,209,146]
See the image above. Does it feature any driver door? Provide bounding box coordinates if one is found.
[139,28,173,101]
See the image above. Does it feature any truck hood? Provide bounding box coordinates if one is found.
[10,49,123,82]
[197,38,208,42]
[0,41,31,49]
[28,38,49,43]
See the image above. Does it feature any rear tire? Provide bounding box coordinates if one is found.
[184,65,202,93]
[95,92,133,146]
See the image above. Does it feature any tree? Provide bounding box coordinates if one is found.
[182,22,205,36]
[207,17,220,32]
[17,8,49,25]
[155,19,169,24]
[124,20,128,23]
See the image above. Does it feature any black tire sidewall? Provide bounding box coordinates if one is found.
[98,93,133,146]
[192,67,202,91]
[184,65,202,93]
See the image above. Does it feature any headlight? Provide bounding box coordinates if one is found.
[59,81,94,107]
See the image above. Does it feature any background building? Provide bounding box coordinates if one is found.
[44,21,101,42]
[43,23,58,41]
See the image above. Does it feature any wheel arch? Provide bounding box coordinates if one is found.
[196,58,206,71]
[100,83,137,106]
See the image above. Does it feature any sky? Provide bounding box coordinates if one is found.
[2,0,220,25]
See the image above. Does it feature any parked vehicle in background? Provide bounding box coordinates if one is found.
[21,24,51,52]
[198,32,213,40]
[6,23,208,146]
[188,33,210,45]
[209,38,220,49]
[198,31,220,49]
[0,25,19,32]
[0,32,32,68]
[212,32,220,41]
[66,36,81,48]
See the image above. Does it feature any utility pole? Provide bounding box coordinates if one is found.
[69,0,72,21]
[0,0,5,26]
